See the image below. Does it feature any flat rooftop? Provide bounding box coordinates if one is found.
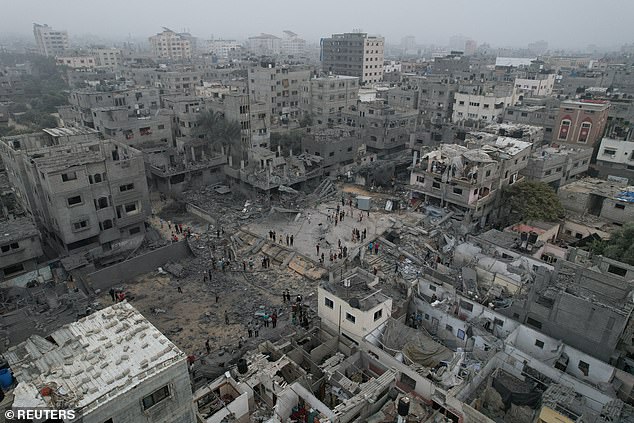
[0,217,39,244]
[321,268,390,311]
[559,178,634,201]
[42,127,100,138]
[5,302,185,414]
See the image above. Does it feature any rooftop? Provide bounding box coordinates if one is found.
[5,302,185,414]
[0,217,39,244]
[559,177,634,201]
[321,268,390,311]
[560,99,610,111]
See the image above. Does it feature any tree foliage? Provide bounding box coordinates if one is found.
[503,181,565,223]
[269,131,303,156]
[588,223,634,266]
[194,111,242,159]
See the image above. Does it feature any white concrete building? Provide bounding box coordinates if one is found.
[91,48,122,68]
[55,56,97,69]
[595,137,634,183]
[149,28,192,60]
[5,302,196,423]
[514,73,556,97]
[33,23,69,57]
[205,39,241,60]
[452,91,515,123]
[246,33,281,55]
[383,60,402,74]
[318,268,392,343]
[281,30,306,56]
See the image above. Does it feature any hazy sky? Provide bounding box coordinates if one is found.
[1,0,632,49]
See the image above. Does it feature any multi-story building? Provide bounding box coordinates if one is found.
[318,267,392,343]
[246,33,281,55]
[55,56,96,69]
[410,138,532,227]
[514,72,556,97]
[504,98,560,143]
[123,67,203,96]
[321,32,385,85]
[64,87,161,128]
[554,99,610,147]
[522,144,593,190]
[452,83,516,123]
[248,61,311,127]
[205,39,241,60]
[414,75,459,126]
[0,217,43,280]
[342,100,418,157]
[90,48,121,68]
[300,75,359,127]
[204,86,270,150]
[300,127,359,172]
[149,28,192,60]
[281,31,306,56]
[92,106,173,149]
[33,23,69,57]
[7,302,196,423]
[595,137,634,183]
[0,132,150,256]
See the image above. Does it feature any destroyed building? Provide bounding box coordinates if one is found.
[0,136,151,259]
[410,138,531,227]
[5,302,196,423]
[557,178,634,225]
[91,106,173,149]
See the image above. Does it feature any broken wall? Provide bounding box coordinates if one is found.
[87,241,192,291]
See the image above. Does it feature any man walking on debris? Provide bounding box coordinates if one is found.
[248,323,253,338]
[215,293,220,303]
[272,312,278,328]
[290,235,294,246]
[205,339,211,354]
[109,288,116,302]
[286,234,289,246]
[224,310,229,324]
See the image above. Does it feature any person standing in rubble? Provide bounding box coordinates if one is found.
[109,288,116,302]
[205,339,211,354]
[316,243,320,255]
[224,310,229,324]
[272,312,278,328]
[290,235,294,246]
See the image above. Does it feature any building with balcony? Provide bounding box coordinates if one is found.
[248,61,311,127]
[410,138,531,227]
[300,75,359,127]
[452,83,516,124]
[92,106,172,149]
[342,100,418,158]
[149,28,193,60]
[0,133,150,258]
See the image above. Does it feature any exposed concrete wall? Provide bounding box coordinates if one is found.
[86,241,192,291]
[186,203,216,225]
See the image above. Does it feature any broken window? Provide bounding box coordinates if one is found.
[526,317,542,329]
[578,360,589,376]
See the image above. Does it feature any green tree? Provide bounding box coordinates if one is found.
[589,223,634,265]
[503,181,565,223]
[194,111,243,159]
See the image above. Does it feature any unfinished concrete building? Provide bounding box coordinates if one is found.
[414,75,459,127]
[300,75,360,127]
[521,144,592,190]
[0,135,150,259]
[5,302,196,423]
[410,138,531,227]
[342,100,418,158]
[452,83,516,124]
[300,128,359,174]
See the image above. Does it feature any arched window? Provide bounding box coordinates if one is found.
[578,119,592,143]
[558,118,571,141]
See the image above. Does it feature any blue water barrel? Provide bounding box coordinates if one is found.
[0,368,13,389]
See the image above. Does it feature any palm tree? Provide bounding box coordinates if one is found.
[195,111,242,160]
